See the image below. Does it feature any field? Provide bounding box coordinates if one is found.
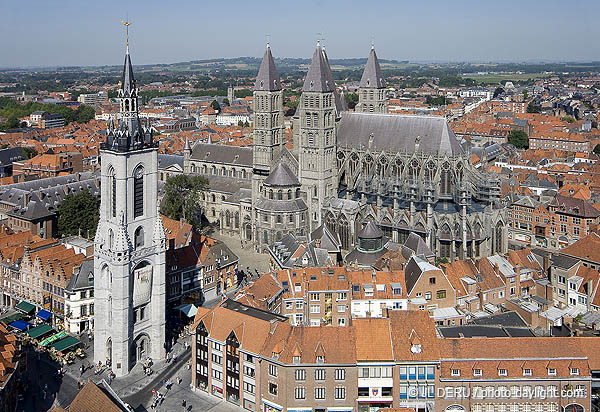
[462,72,549,84]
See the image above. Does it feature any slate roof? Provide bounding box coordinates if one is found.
[254,198,307,213]
[65,259,94,293]
[358,220,383,239]
[122,47,135,94]
[158,154,183,169]
[310,224,342,252]
[190,143,252,166]
[0,147,26,167]
[337,113,464,156]
[402,232,434,259]
[360,47,386,89]
[550,195,600,218]
[264,163,300,187]
[254,44,281,92]
[302,44,335,92]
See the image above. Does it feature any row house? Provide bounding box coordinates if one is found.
[529,132,591,152]
[192,301,440,412]
[507,195,600,250]
[19,243,87,327]
[0,323,24,412]
[550,254,600,311]
[64,259,95,334]
[437,337,595,412]
[13,152,83,178]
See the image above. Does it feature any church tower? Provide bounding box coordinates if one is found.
[356,46,387,113]
[227,83,235,105]
[298,42,338,231]
[93,31,166,377]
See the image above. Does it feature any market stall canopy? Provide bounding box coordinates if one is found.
[40,331,68,347]
[175,303,198,318]
[36,309,52,321]
[51,336,80,352]
[15,301,35,314]
[26,324,54,339]
[9,320,31,331]
[0,312,24,325]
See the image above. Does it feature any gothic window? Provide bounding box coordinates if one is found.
[263,230,268,244]
[287,189,292,200]
[269,190,273,200]
[495,222,504,254]
[313,113,318,128]
[369,104,374,113]
[134,226,144,248]
[277,191,282,200]
[211,208,215,217]
[211,194,216,202]
[296,188,300,198]
[409,159,420,181]
[325,212,337,234]
[426,161,436,182]
[225,211,231,227]
[235,212,239,229]
[108,229,114,250]
[134,166,144,218]
[440,162,453,196]
[308,133,314,146]
[108,167,116,218]
[363,155,373,177]
[338,214,350,250]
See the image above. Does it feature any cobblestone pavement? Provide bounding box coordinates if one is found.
[210,232,270,274]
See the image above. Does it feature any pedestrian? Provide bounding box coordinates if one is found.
[182,400,187,408]
[80,364,84,376]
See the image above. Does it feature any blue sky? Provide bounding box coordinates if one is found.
[1,0,599,67]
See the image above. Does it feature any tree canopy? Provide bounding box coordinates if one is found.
[210,100,221,111]
[0,97,96,131]
[160,174,208,231]
[57,190,100,239]
[526,102,541,113]
[508,129,529,149]
[593,144,600,155]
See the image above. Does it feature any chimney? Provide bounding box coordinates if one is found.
[515,263,521,296]
[543,254,551,277]
[371,269,376,283]
[180,217,185,229]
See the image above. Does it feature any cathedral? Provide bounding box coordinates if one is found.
[185,43,507,261]
[94,37,167,376]
[247,42,507,261]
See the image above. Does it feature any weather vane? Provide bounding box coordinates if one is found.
[121,19,132,47]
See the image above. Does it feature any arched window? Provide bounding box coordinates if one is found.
[225,211,231,227]
[108,166,116,218]
[234,212,239,229]
[440,162,453,196]
[108,229,114,250]
[134,226,144,248]
[263,230,268,243]
[134,166,144,218]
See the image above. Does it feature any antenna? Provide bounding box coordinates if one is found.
[316,32,322,47]
[371,35,375,50]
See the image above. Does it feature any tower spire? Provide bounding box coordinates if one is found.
[254,43,281,91]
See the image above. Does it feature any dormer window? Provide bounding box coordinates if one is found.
[548,368,557,376]
[523,368,532,376]
[451,369,460,377]
[498,369,507,376]
[571,368,579,376]
[293,356,301,364]
[316,356,324,364]
[411,344,422,354]
[474,369,482,377]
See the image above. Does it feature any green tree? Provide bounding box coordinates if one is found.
[508,129,529,149]
[58,190,100,238]
[23,147,38,159]
[526,103,541,113]
[74,104,96,123]
[344,92,359,110]
[561,116,575,124]
[243,121,250,127]
[593,144,600,155]
[160,174,208,231]
[523,90,528,101]
[222,98,230,107]
[210,100,221,111]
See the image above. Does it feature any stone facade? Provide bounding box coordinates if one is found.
[93,43,166,377]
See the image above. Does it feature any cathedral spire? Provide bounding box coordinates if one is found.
[255,43,281,91]
[302,42,335,92]
[121,20,136,97]
[360,47,386,89]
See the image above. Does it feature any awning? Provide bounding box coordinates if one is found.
[262,400,283,411]
[15,301,35,314]
[40,331,68,347]
[9,320,31,331]
[175,303,198,318]
[36,309,52,321]
[0,313,24,325]
[26,324,54,339]
[50,336,81,352]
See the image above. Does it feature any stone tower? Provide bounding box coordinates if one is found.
[298,42,338,231]
[356,46,387,113]
[93,37,166,377]
[252,44,284,241]
[227,84,235,105]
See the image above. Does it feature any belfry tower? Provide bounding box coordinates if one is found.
[93,23,166,377]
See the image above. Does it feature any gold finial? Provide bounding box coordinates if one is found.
[121,19,132,48]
